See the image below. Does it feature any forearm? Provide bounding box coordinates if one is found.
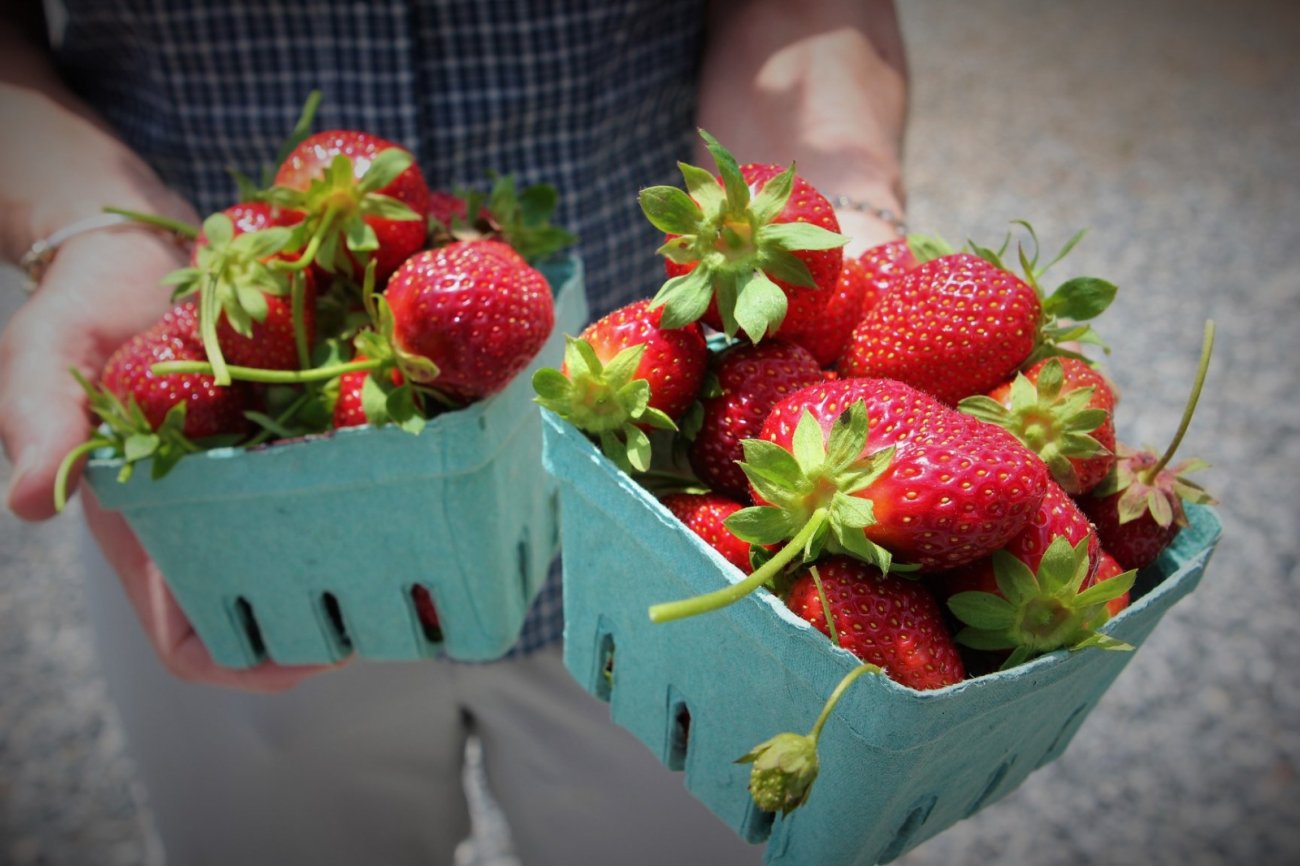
[696,0,908,243]
[0,8,192,263]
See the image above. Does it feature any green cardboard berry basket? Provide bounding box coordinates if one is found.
[84,258,587,668]
[541,408,1221,865]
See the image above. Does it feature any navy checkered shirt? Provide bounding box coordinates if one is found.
[50,0,708,656]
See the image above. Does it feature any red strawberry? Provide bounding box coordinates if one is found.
[661,492,753,573]
[785,556,965,690]
[754,378,1050,571]
[1079,321,1217,571]
[688,340,824,501]
[384,239,555,403]
[647,378,1049,625]
[533,299,707,473]
[777,254,869,368]
[960,357,1118,495]
[1089,549,1132,619]
[272,129,430,282]
[332,354,411,429]
[411,585,442,641]
[856,238,918,316]
[838,227,1117,405]
[426,190,469,230]
[639,131,846,344]
[838,252,1041,404]
[101,308,251,439]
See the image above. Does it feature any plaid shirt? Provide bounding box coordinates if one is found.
[51,0,708,655]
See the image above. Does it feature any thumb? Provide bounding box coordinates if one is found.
[1,310,97,521]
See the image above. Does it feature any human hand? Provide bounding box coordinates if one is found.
[1,227,343,691]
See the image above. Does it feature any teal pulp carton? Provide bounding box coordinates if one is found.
[541,409,1221,865]
[85,258,587,668]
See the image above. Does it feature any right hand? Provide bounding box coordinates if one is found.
[1,221,344,692]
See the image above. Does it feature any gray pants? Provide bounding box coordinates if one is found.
[81,530,765,866]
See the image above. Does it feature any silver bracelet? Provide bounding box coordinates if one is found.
[829,193,909,237]
[16,212,185,294]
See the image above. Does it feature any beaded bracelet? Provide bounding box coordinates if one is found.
[829,193,909,237]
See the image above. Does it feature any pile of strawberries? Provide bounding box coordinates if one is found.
[60,94,573,503]
[536,131,1216,695]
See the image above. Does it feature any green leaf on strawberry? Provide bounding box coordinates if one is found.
[947,535,1136,669]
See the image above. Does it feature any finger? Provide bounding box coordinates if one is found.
[0,306,96,520]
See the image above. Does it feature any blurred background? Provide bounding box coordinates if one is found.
[2,0,1297,863]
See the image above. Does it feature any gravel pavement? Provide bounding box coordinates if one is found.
[2,1,1298,864]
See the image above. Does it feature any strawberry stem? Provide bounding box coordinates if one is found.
[102,206,199,240]
[273,202,340,273]
[199,272,232,386]
[1146,319,1215,482]
[808,663,880,741]
[291,271,310,370]
[649,507,829,623]
[53,438,113,512]
[150,357,381,384]
[808,564,841,647]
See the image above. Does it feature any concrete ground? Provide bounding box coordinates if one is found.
[2,0,1298,864]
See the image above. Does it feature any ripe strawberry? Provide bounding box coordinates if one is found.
[856,238,918,316]
[1079,321,1217,571]
[384,239,555,403]
[165,203,314,380]
[753,378,1050,571]
[426,190,469,231]
[661,492,753,573]
[1089,549,1132,619]
[647,378,1050,625]
[688,340,823,501]
[101,305,251,437]
[533,299,707,473]
[777,254,869,368]
[960,356,1118,495]
[838,226,1117,405]
[332,354,412,429]
[411,585,442,641]
[838,252,1041,404]
[785,556,965,690]
[271,129,430,282]
[639,131,846,344]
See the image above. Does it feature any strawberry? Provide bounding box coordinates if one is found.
[687,340,823,501]
[838,226,1117,405]
[101,304,253,440]
[164,204,313,382]
[331,353,412,430]
[1089,549,1132,619]
[384,239,555,403]
[411,585,443,642]
[648,378,1049,624]
[661,492,753,573]
[639,131,846,344]
[270,129,430,283]
[942,527,1135,670]
[533,299,707,473]
[856,238,918,316]
[959,356,1118,495]
[55,306,256,508]
[777,253,869,368]
[1079,321,1217,570]
[426,174,578,263]
[785,555,966,690]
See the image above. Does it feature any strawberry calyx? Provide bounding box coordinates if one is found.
[958,358,1111,493]
[647,400,903,624]
[54,370,226,511]
[428,172,577,263]
[1088,319,1218,528]
[737,663,880,815]
[639,130,847,343]
[163,212,299,385]
[532,338,678,474]
[947,536,1136,669]
[267,147,422,275]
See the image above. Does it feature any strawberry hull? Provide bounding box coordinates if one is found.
[541,410,1221,865]
[84,258,587,667]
